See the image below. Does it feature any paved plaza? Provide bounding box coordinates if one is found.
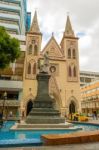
[0,142,99,150]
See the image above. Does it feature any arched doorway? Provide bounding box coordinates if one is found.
[69,101,76,114]
[26,100,33,116]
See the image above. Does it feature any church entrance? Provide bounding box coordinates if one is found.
[26,100,33,116]
[69,101,76,114]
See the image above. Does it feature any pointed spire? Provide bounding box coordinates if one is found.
[64,15,75,37]
[30,11,40,33]
[52,32,54,37]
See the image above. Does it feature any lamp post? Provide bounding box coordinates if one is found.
[95,87,98,114]
[84,89,88,116]
[85,102,88,116]
[0,92,7,126]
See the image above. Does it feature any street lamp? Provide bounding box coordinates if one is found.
[0,91,7,126]
[95,87,98,114]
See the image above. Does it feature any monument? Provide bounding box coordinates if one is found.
[26,52,65,124]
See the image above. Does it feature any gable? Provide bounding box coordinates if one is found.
[42,36,63,59]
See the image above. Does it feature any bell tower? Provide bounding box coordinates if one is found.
[60,15,79,82]
[60,15,81,114]
[25,11,42,79]
[26,11,42,56]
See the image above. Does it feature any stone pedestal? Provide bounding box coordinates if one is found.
[26,72,65,124]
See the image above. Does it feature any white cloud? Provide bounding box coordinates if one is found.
[27,0,99,72]
[79,35,92,49]
[80,56,89,68]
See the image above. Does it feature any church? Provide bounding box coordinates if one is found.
[21,11,81,117]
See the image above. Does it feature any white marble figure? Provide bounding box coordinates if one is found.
[38,51,50,73]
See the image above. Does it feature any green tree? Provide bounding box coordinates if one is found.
[0,26,21,69]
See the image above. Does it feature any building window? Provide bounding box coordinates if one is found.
[73,66,76,77]
[34,45,38,56]
[80,77,84,82]
[28,44,32,54]
[68,48,71,58]
[20,41,26,45]
[68,66,72,77]
[85,78,92,83]
[33,63,36,74]
[73,49,76,58]
[28,63,31,74]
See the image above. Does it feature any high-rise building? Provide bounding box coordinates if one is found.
[80,71,99,87]
[0,0,26,35]
[81,80,99,115]
[26,12,31,32]
[23,0,27,31]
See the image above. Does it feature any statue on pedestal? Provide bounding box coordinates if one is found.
[38,51,50,73]
[26,52,65,124]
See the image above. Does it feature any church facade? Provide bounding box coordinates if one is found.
[0,11,81,118]
[21,11,81,117]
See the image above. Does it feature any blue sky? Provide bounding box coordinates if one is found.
[27,0,99,72]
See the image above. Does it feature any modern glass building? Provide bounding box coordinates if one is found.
[80,71,99,87]
[23,0,27,31]
[26,12,31,32]
[0,0,26,35]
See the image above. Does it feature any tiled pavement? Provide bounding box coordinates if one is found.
[1,143,99,150]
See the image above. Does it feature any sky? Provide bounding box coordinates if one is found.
[27,0,99,72]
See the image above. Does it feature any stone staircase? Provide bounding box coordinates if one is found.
[14,122,74,129]
[49,75,62,109]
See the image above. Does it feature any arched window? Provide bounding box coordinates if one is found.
[68,66,72,77]
[34,44,38,56]
[28,44,32,54]
[28,63,31,74]
[68,48,71,58]
[73,66,76,77]
[73,49,76,58]
[33,63,36,74]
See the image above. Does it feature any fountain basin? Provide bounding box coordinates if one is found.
[1,121,99,147]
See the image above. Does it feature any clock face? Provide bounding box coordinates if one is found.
[50,66,56,73]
